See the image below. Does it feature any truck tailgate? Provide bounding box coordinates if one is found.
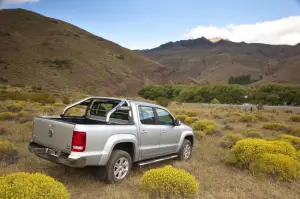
[32,117,75,153]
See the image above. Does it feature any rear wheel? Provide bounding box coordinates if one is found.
[178,139,192,161]
[104,150,132,183]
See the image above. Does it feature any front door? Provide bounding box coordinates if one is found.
[154,108,182,155]
[138,106,162,159]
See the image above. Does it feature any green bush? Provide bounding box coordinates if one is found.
[250,153,300,181]
[156,97,170,107]
[176,115,188,122]
[290,127,300,137]
[210,98,220,104]
[290,115,300,122]
[0,172,70,199]
[30,92,56,104]
[140,165,199,198]
[192,119,219,135]
[0,140,19,164]
[220,133,244,148]
[184,117,199,125]
[227,139,296,168]
[194,131,205,140]
[0,112,17,120]
[62,96,70,104]
[239,114,257,123]
[262,122,289,131]
[246,129,262,138]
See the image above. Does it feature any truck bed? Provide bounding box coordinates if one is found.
[48,117,107,125]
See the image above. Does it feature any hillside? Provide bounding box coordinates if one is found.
[137,37,300,85]
[0,9,168,95]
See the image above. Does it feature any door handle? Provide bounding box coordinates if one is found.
[161,130,166,134]
[141,130,147,134]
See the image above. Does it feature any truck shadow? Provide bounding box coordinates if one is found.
[43,159,177,184]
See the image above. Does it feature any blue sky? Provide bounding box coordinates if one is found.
[2,0,300,49]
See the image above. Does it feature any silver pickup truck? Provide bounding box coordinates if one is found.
[29,97,194,183]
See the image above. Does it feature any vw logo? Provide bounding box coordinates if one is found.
[48,129,54,137]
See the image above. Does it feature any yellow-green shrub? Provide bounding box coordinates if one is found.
[184,117,199,125]
[54,102,64,106]
[194,131,205,140]
[254,114,269,122]
[262,122,289,131]
[187,111,198,117]
[290,115,300,122]
[0,140,19,164]
[239,114,257,123]
[192,119,219,135]
[7,102,24,112]
[0,140,16,154]
[30,92,56,104]
[213,114,223,119]
[297,151,300,161]
[246,129,262,138]
[39,105,55,113]
[0,112,17,120]
[228,139,296,168]
[140,165,198,198]
[290,127,300,137]
[176,115,188,122]
[220,133,244,148]
[250,153,300,181]
[0,172,70,199]
[280,134,300,150]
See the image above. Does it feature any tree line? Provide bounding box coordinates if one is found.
[138,84,300,106]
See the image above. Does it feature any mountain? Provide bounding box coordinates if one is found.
[137,37,300,85]
[0,9,169,95]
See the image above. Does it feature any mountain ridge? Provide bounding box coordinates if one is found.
[0,9,169,95]
[137,37,300,85]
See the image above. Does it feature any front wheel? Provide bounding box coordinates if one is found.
[104,150,132,183]
[178,140,192,161]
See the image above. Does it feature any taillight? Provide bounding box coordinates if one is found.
[72,131,86,152]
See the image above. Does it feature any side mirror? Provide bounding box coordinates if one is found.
[175,119,181,126]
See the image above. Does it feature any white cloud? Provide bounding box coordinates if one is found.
[184,16,300,45]
[0,0,39,5]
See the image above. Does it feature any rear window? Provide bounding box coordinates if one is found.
[90,101,129,121]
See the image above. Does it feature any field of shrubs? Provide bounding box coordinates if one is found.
[1,85,300,199]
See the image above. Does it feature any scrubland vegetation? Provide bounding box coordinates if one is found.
[1,85,300,199]
[139,84,300,106]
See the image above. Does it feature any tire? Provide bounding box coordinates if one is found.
[178,139,192,161]
[104,150,132,183]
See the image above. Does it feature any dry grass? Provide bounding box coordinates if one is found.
[1,101,300,199]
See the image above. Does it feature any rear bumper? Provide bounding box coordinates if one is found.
[28,142,87,168]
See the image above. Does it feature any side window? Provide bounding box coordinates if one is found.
[139,106,156,125]
[156,108,174,125]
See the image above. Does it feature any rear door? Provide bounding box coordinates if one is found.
[154,108,182,155]
[138,106,162,159]
[32,117,75,153]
